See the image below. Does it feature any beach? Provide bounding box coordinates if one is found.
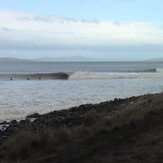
[0,92,163,162]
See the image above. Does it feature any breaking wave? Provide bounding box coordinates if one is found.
[0,68,163,81]
[69,71,163,79]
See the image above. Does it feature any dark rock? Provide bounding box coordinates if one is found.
[27,113,40,118]
[10,120,18,125]
[0,121,9,125]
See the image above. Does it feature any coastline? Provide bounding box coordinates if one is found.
[0,92,163,162]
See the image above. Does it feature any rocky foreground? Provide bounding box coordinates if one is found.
[0,92,163,163]
[0,95,142,144]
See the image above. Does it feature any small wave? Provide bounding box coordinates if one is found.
[122,68,163,73]
[120,69,156,73]
[0,72,69,80]
[69,71,163,79]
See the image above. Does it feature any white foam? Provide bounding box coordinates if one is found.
[156,68,163,72]
[69,71,112,79]
[69,71,163,79]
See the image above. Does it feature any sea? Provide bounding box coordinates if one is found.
[0,61,163,122]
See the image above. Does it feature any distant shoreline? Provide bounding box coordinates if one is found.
[0,57,163,62]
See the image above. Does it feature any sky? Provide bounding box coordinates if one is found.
[0,0,163,60]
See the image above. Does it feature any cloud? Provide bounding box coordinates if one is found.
[0,9,162,59]
[16,14,99,24]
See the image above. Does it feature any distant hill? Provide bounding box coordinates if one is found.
[35,56,104,62]
[146,58,163,61]
[0,58,32,62]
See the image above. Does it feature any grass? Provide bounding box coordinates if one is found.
[0,93,163,163]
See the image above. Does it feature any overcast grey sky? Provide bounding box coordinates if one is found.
[0,0,163,60]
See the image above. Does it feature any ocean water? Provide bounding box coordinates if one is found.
[0,61,163,122]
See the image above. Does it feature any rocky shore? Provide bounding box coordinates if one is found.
[0,95,139,144]
[0,92,163,163]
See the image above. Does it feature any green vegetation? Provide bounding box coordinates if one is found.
[0,93,163,163]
